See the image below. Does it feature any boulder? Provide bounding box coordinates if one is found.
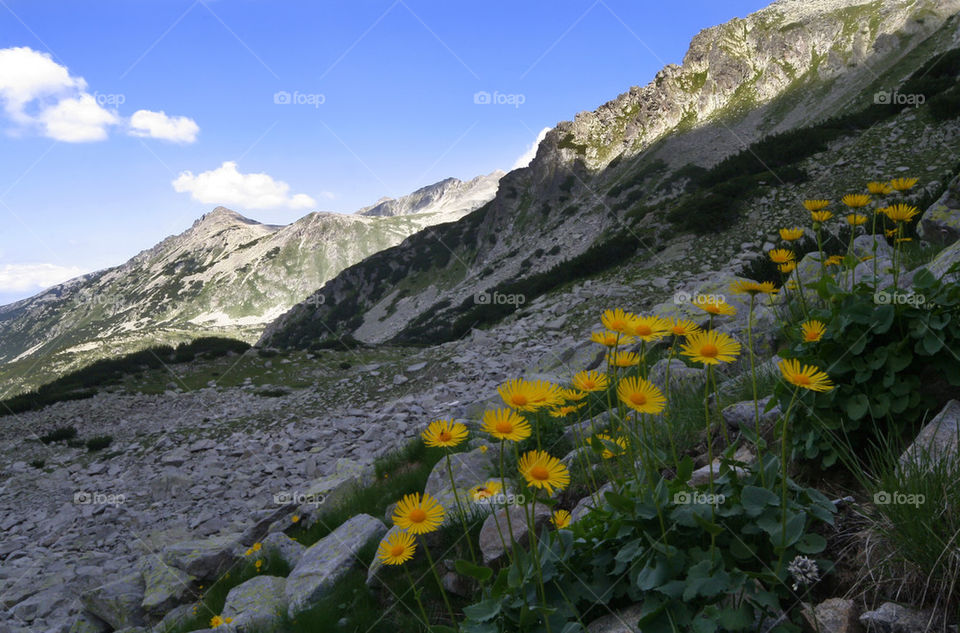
[852,234,894,260]
[586,603,644,632]
[900,399,960,468]
[648,359,703,393]
[687,446,755,487]
[137,555,194,617]
[222,575,288,632]
[286,514,386,617]
[859,602,938,633]
[721,396,780,431]
[423,447,495,497]
[297,458,375,517]
[478,504,552,564]
[915,238,960,283]
[162,534,241,580]
[261,531,306,569]
[802,598,862,633]
[68,612,110,633]
[155,603,196,632]
[918,172,960,245]
[571,482,615,525]
[80,573,146,631]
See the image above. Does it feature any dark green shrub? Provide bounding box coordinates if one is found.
[85,436,113,451]
[40,426,78,443]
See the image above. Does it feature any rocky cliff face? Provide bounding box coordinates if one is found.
[259,0,960,352]
[0,173,503,395]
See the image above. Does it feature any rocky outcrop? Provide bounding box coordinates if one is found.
[918,172,960,245]
[222,575,288,632]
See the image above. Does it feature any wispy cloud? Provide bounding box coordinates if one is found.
[512,127,551,170]
[0,262,86,293]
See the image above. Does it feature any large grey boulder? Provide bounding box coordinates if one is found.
[571,482,615,525]
[900,399,960,468]
[162,534,241,580]
[285,513,386,617]
[261,531,306,569]
[802,598,862,633]
[68,612,110,633]
[137,555,194,617]
[222,575,288,632]
[859,602,938,633]
[648,359,703,393]
[80,573,146,631]
[296,458,375,520]
[478,504,552,564]
[722,396,780,431]
[914,238,960,283]
[918,172,960,245]
[155,603,195,632]
[423,447,495,497]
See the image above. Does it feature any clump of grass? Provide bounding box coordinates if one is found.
[39,426,78,444]
[254,387,289,398]
[85,435,113,451]
[28,459,44,469]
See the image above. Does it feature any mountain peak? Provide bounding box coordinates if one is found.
[193,206,262,229]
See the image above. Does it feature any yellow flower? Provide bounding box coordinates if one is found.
[549,403,585,417]
[470,480,503,502]
[810,210,833,223]
[730,279,778,296]
[210,615,233,628]
[590,330,634,347]
[560,388,588,401]
[627,315,670,341]
[780,227,804,241]
[422,419,468,448]
[680,330,741,365]
[616,376,666,414]
[498,378,564,411]
[481,408,531,442]
[889,177,918,191]
[478,445,488,453]
[571,370,610,392]
[803,199,830,211]
[867,181,893,195]
[594,433,627,459]
[376,529,417,565]
[779,359,834,392]
[846,213,867,226]
[768,249,796,264]
[668,318,701,337]
[600,308,636,334]
[693,296,736,316]
[606,350,639,367]
[881,203,920,223]
[291,515,300,523]
[778,261,797,274]
[244,548,252,557]
[786,280,798,290]
[518,450,570,495]
[824,255,844,267]
[842,194,871,208]
[392,493,445,534]
[254,559,263,572]
[801,320,826,342]
[885,228,898,238]
[251,542,261,552]
[896,237,913,244]
[551,510,571,529]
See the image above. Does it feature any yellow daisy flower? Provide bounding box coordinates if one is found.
[616,376,666,414]
[801,320,826,342]
[628,315,670,341]
[549,403,585,417]
[668,318,701,337]
[867,181,893,195]
[730,279,778,296]
[392,493,445,534]
[846,213,867,226]
[881,203,920,223]
[803,200,830,211]
[842,194,871,208]
[518,450,570,495]
[824,255,844,267]
[560,388,588,401]
[470,480,503,502]
[421,419,468,448]
[779,358,834,392]
[571,370,610,392]
[780,227,805,241]
[594,433,628,459]
[376,529,417,566]
[606,350,639,367]
[600,308,636,334]
[811,210,833,223]
[680,330,741,365]
[481,408,531,442]
[693,296,736,316]
[778,261,797,274]
[210,616,233,628]
[769,249,796,264]
[551,510,571,529]
[889,177,918,191]
[590,330,634,347]
[498,378,564,411]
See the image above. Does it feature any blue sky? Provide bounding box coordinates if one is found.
[0,0,771,304]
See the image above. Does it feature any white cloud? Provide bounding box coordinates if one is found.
[512,127,551,170]
[172,161,316,210]
[0,46,198,143]
[0,263,86,293]
[129,109,199,143]
[38,93,119,142]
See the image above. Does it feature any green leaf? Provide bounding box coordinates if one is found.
[845,394,869,420]
[719,604,755,631]
[431,626,458,633]
[604,491,634,514]
[455,559,493,583]
[795,533,827,554]
[462,598,501,622]
[676,455,694,484]
[741,485,779,515]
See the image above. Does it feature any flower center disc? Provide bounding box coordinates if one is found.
[511,394,528,406]
[630,393,647,406]
[700,344,719,358]
[496,421,513,434]
[409,508,427,523]
[391,545,405,557]
[794,374,811,385]
[438,431,451,442]
[530,465,550,481]
[635,325,651,336]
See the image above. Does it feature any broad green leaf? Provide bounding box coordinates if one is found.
[456,559,493,583]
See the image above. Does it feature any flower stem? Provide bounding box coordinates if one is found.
[445,452,478,564]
